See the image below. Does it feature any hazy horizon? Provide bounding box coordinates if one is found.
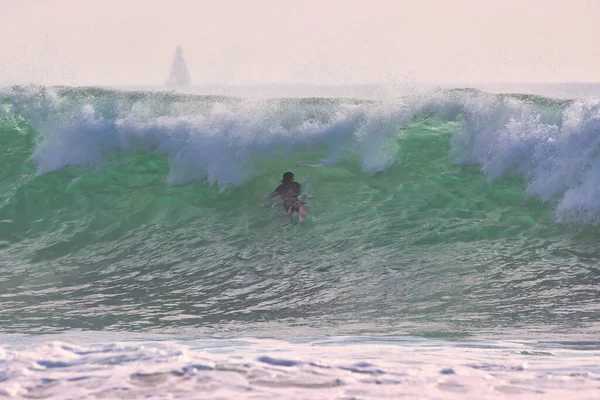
[1,0,599,87]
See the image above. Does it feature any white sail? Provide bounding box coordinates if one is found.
[167,46,192,89]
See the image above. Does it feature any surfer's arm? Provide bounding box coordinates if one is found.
[268,188,283,200]
[269,184,286,199]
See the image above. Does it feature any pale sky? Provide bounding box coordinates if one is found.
[1,0,599,86]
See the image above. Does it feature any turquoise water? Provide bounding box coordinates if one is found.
[1,85,600,398]
[1,86,599,338]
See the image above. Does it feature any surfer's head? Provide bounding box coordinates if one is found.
[282,171,294,183]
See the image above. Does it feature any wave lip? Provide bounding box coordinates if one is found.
[20,89,409,187]
[3,86,600,225]
[423,92,600,225]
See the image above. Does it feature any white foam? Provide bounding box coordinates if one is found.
[430,92,600,224]
[7,86,600,224]
[23,91,410,188]
[0,335,598,399]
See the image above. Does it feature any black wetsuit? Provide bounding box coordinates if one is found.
[274,181,304,213]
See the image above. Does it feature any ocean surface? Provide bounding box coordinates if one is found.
[1,85,600,398]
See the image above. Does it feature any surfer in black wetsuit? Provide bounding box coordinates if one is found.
[272,171,307,221]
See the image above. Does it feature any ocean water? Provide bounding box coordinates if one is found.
[1,85,600,398]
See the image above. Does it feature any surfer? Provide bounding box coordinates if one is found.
[272,172,307,221]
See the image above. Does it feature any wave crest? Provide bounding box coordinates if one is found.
[3,86,600,224]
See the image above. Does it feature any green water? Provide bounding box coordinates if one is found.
[0,86,599,339]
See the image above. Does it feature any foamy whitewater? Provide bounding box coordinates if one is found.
[1,85,600,398]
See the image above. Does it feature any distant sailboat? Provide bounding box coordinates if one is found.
[167,46,192,90]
